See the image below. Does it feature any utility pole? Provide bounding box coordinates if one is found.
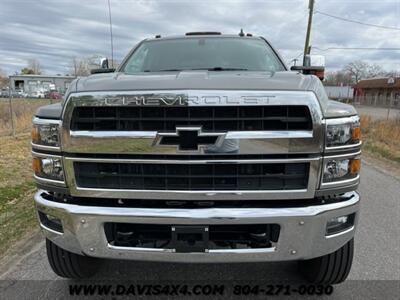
[303,0,315,66]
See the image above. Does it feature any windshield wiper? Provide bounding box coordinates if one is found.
[143,67,249,72]
[191,67,249,71]
[143,69,183,72]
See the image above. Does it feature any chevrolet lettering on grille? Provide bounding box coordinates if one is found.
[103,94,274,106]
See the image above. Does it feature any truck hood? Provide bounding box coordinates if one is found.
[73,71,317,93]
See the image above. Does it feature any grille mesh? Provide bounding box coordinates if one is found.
[74,162,309,191]
[70,106,312,132]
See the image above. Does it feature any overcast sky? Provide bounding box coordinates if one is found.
[0,0,399,75]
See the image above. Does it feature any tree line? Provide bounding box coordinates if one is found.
[324,60,399,86]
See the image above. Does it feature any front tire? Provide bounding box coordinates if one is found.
[46,239,101,279]
[298,238,354,284]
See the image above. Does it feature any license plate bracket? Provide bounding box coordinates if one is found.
[171,226,209,253]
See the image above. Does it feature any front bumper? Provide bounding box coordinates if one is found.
[34,190,359,263]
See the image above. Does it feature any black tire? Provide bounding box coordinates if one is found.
[46,239,101,279]
[298,238,354,284]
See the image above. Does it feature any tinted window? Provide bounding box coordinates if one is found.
[122,37,285,73]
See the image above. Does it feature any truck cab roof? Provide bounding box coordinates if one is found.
[150,30,256,40]
[146,32,260,42]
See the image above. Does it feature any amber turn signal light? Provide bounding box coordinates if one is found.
[349,159,361,174]
[32,158,41,173]
[31,127,40,141]
[352,127,361,140]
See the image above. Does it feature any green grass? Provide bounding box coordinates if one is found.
[363,143,400,164]
[0,134,38,259]
[0,182,37,256]
[0,182,35,203]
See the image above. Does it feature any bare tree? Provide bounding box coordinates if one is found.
[27,59,42,74]
[343,60,368,83]
[365,63,385,78]
[69,57,90,76]
[342,60,386,83]
[383,70,400,78]
[0,67,9,88]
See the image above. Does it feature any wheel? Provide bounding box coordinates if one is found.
[46,239,101,278]
[298,238,354,284]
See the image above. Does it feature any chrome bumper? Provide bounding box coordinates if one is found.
[34,190,359,263]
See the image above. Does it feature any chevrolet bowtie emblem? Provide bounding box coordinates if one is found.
[153,127,226,152]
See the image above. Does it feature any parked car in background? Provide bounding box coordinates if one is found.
[30,90,46,98]
[47,90,62,100]
[0,89,9,98]
[10,90,28,98]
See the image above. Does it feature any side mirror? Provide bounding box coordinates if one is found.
[291,55,325,81]
[304,55,325,68]
[90,57,116,74]
[100,58,109,69]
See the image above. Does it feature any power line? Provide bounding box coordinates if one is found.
[107,0,114,68]
[313,47,400,51]
[315,10,400,31]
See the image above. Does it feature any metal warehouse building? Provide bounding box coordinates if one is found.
[9,74,75,95]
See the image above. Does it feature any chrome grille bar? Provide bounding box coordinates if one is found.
[63,157,321,200]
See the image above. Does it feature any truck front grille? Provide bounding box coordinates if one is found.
[70,105,312,132]
[74,161,309,191]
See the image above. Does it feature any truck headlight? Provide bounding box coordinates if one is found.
[326,116,360,148]
[32,156,64,181]
[323,158,360,182]
[32,118,61,148]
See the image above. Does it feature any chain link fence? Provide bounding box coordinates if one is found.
[0,97,59,137]
[354,94,400,108]
[335,94,400,120]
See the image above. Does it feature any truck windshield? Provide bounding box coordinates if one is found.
[121,37,285,73]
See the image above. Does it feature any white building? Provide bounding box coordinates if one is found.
[9,74,75,95]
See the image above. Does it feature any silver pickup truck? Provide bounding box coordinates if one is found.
[31,32,361,284]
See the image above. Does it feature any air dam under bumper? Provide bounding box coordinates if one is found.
[34,190,359,263]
